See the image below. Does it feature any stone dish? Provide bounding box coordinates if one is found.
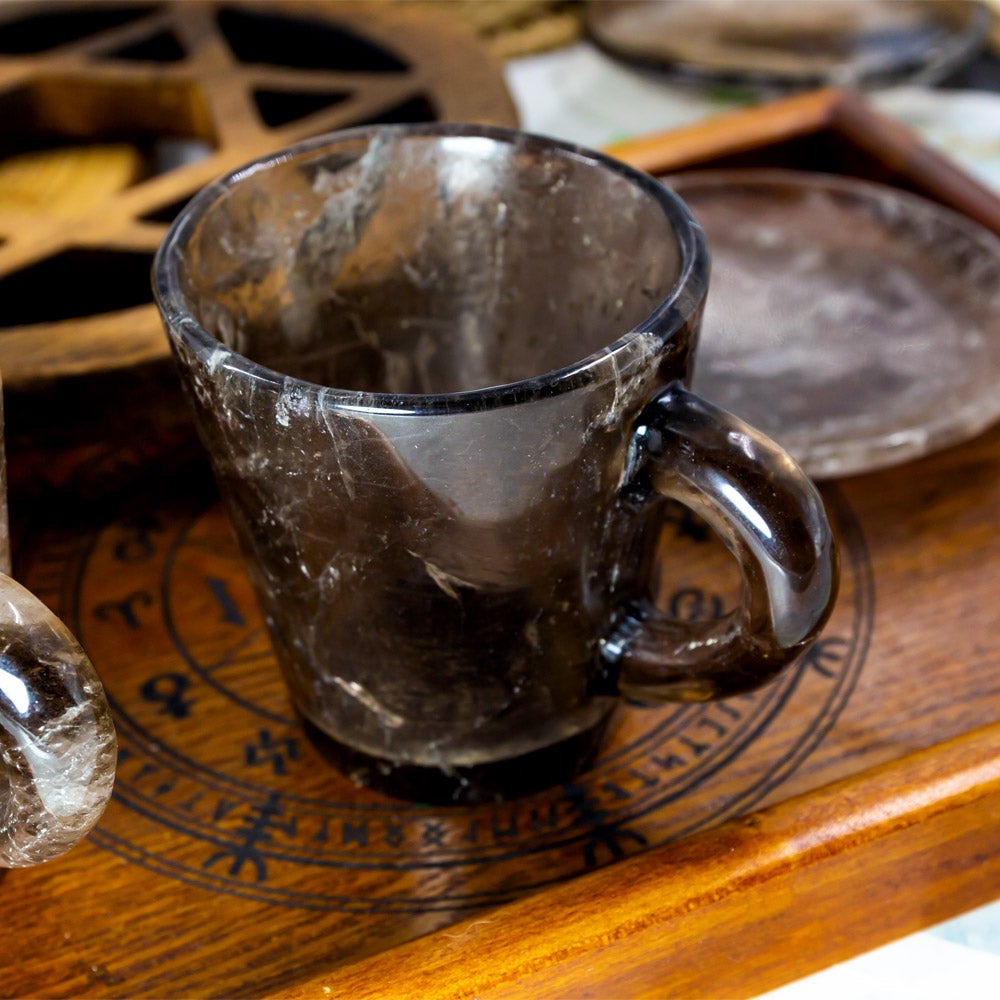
[585,0,992,91]
[666,168,1000,479]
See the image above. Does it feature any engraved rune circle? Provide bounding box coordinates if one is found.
[39,484,871,913]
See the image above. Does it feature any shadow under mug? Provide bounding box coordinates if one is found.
[153,124,838,804]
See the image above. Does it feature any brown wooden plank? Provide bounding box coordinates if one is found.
[0,391,995,998]
[607,87,1000,237]
[1,87,999,997]
[604,87,843,174]
[278,718,1000,1000]
[0,0,518,389]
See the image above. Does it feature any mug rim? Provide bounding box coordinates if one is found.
[152,122,709,414]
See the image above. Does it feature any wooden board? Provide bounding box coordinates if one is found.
[0,0,517,390]
[605,86,1000,236]
[282,719,1000,1000]
[2,89,999,997]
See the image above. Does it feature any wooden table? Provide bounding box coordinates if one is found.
[2,90,999,998]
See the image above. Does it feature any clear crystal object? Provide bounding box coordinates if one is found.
[0,389,116,867]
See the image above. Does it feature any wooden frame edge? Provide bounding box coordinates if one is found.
[275,720,1000,1000]
[606,86,1000,236]
[604,87,845,174]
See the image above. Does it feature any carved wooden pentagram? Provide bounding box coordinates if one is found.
[17,455,873,920]
[0,0,517,387]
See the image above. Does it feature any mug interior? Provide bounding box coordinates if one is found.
[171,128,684,395]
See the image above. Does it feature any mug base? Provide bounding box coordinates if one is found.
[300,712,615,805]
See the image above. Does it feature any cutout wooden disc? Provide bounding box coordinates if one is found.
[0,0,518,389]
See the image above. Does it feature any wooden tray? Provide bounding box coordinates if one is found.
[605,85,1000,236]
[3,89,1000,999]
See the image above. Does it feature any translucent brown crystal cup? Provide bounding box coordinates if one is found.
[153,125,838,803]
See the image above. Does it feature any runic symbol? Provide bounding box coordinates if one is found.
[669,586,725,622]
[113,516,162,563]
[93,590,154,629]
[140,673,194,719]
[801,636,849,678]
[203,794,295,882]
[564,783,649,868]
[422,822,447,848]
[245,729,299,776]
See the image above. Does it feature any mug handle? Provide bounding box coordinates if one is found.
[600,383,839,702]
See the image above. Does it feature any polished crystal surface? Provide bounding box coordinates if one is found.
[160,128,686,796]
[671,169,1000,478]
[155,126,836,803]
[0,574,117,867]
[586,0,989,89]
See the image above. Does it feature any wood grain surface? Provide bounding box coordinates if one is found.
[1,89,998,998]
[281,718,1000,1000]
[606,88,1000,237]
[0,0,517,389]
[1,383,997,998]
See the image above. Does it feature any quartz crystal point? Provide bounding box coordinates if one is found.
[0,573,116,867]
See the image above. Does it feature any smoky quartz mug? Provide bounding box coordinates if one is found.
[153,124,837,804]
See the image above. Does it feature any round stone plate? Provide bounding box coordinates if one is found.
[585,0,990,91]
[666,169,1000,479]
